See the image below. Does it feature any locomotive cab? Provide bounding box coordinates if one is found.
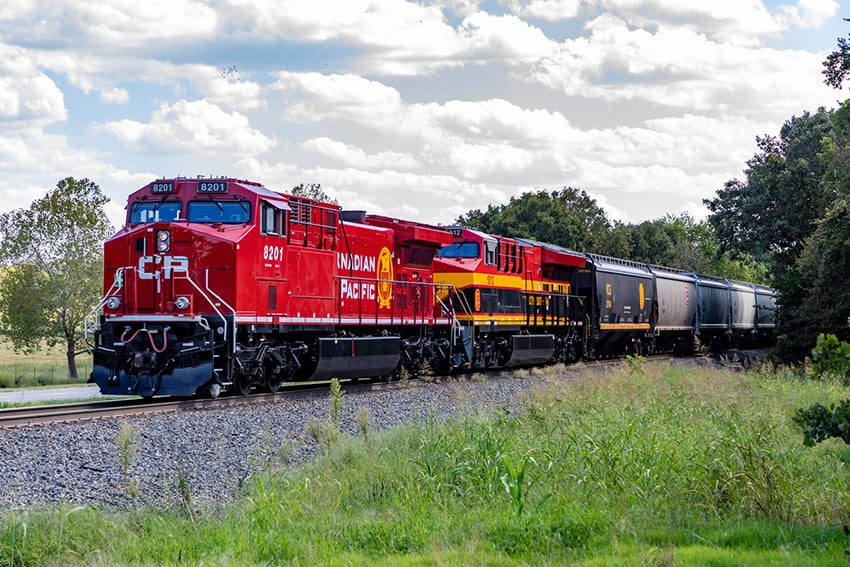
[89,177,291,397]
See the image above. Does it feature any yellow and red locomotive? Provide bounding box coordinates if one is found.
[88,176,777,398]
[431,227,588,367]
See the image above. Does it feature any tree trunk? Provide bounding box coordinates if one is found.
[66,336,78,381]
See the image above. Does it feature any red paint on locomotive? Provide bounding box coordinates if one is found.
[89,178,457,398]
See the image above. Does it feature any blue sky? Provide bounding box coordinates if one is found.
[0,0,845,230]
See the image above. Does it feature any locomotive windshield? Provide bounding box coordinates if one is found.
[187,200,251,224]
[436,242,480,259]
[130,201,182,223]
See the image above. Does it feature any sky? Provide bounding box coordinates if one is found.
[0,0,846,231]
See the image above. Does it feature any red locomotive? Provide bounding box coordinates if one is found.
[88,177,454,397]
[88,177,776,398]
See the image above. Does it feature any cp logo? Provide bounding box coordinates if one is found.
[138,255,189,280]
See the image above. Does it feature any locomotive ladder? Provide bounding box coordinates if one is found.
[442,285,475,364]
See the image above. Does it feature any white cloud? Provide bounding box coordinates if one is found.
[460,12,559,61]
[100,87,128,104]
[434,0,483,17]
[502,0,592,21]
[0,74,66,125]
[527,13,834,120]
[5,1,218,46]
[302,137,420,170]
[780,0,839,28]
[0,47,66,127]
[177,64,267,112]
[272,72,404,122]
[0,129,154,228]
[225,0,462,69]
[99,99,277,156]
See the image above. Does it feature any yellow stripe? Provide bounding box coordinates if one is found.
[457,314,578,326]
[434,272,526,290]
[433,272,569,294]
[599,323,651,331]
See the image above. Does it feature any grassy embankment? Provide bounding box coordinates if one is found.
[2,359,850,565]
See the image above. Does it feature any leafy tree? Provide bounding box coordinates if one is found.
[615,214,767,281]
[291,183,338,204]
[792,198,850,345]
[455,187,612,253]
[792,103,850,344]
[793,400,850,446]
[823,18,850,89]
[704,109,833,274]
[624,218,677,266]
[704,109,836,359]
[0,178,113,380]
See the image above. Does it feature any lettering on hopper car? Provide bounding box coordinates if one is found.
[138,255,189,279]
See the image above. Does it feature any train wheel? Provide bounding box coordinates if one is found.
[235,371,253,396]
[265,371,282,394]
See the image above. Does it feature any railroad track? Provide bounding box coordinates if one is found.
[0,378,399,429]
[0,349,768,429]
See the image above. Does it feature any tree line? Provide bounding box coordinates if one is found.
[2,28,850,376]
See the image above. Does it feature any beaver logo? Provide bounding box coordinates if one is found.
[376,247,394,309]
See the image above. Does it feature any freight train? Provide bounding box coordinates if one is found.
[86,177,776,398]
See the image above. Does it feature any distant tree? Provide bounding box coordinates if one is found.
[785,100,850,349]
[618,214,767,281]
[794,198,850,344]
[705,111,836,359]
[823,18,850,89]
[455,187,612,253]
[0,178,113,380]
[704,109,833,276]
[624,219,676,266]
[291,183,338,204]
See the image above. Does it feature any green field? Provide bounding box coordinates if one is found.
[2,360,850,565]
[0,342,91,389]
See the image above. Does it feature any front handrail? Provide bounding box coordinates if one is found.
[84,267,127,348]
[171,267,237,356]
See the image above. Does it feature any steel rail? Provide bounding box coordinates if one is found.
[0,379,399,429]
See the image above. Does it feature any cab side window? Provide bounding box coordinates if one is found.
[261,203,282,235]
[484,240,497,266]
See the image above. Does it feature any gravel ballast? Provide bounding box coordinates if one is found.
[0,375,553,510]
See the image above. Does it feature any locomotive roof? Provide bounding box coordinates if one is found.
[136,177,302,206]
[513,237,586,267]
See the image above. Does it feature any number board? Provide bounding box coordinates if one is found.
[447,228,464,237]
[151,182,175,193]
[198,181,228,193]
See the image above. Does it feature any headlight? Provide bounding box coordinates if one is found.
[174,296,190,310]
[156,230,171,253]
[105,296,121,310]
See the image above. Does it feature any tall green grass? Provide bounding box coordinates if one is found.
[3,362,850,565]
